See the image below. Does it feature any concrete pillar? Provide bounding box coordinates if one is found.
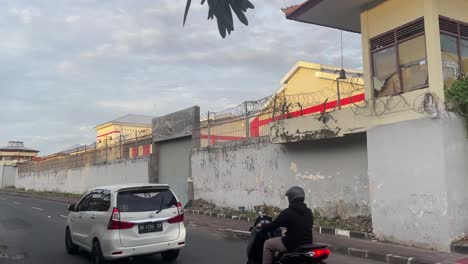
[424,0,445,101]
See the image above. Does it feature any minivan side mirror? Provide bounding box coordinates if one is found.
[68,204,76,211]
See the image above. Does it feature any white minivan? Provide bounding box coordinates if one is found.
[65,184,186,264]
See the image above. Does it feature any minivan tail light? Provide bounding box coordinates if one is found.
[168,214,184,224]
[108,207,135,230]
[176,202,183,215]
[167,202,184,224]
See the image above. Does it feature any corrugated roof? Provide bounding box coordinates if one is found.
[112,114,154,125]
[97,114,155,128]
[59,142,97,154]
[0,143,39,153]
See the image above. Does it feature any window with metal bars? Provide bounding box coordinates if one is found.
[439,16,468,88]
[370,18,428,98]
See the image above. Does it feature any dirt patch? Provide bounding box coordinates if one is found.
[186,199,260,219]
[186,199,372,233]
[315,215,372,233]
[453,236,468,245]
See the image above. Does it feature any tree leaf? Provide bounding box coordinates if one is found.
[231,0,248,25]
[183,0,192,26]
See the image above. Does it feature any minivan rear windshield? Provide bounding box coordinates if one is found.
[117,189,177,213]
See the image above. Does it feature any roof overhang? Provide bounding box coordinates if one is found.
[0,149,39,153]
[284,0,386,33]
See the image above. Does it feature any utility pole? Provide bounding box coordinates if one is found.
[336,78,342,110]
[207,111,211,147]
[120,135,123,160]
[134,131,138,158]
[105,137,108,163]
[244,101,250,139]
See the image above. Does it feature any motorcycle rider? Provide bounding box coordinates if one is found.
[257,186,313,264]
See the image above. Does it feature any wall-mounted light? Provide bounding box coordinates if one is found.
[338,68,347,80]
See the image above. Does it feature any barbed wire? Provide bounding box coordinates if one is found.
[366,91,444,118]
[18,135,153,174]
[204,79,366,123]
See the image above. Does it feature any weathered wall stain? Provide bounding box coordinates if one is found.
[367,116,468,252]
[192,133,370,219]
[16,158,150,194]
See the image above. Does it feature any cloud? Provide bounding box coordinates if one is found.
[65,15,80,23]
[0,0,362,155]
[9,7,41,24]
[57,61,73,72]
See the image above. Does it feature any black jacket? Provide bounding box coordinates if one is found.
[261,201,313,250]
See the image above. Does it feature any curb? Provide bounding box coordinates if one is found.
[451,243,468,254]
[220,229,442,264]
[184,208,374,240]
[0,191,78,205]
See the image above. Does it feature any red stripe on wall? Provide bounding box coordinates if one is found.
[130,147,137,158]
[249,93,365,137]
[97,130,121,138]
[142,145,151,156]
[202,93,366,141]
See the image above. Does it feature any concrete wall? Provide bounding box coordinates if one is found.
[443,116,468,246]
[192,134,370,218]
[1,165,17,187]
[367,115,468,252]
[16,157,150,194]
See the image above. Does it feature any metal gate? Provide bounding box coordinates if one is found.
[157,137,192,205]
[150,106,200,206]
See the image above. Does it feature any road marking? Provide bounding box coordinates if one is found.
[0,198,6,201]
[13,202,22,205]
[31,207,43,211]
[60,215,68,219]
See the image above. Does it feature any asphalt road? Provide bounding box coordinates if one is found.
[0,193,382,264]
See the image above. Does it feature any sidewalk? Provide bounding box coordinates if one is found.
[186,213,468,264]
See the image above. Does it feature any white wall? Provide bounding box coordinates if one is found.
[1,165,17,187]
[192,135,370,218]
[16,158,150,194]
[443,115,468,248]
[367,115,468,252]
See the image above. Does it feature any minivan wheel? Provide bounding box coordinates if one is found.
[65,228,78,254]
[161,250,180,262]
[91,240,107,264]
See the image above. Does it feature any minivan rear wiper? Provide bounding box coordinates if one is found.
[156,195,165,214]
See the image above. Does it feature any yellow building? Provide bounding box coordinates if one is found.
[252,62,365,137]
[284,0,467,127]
[0,141,39,166]
[200,61,364,147]
[95,114,154,147]
[283,0,468,252]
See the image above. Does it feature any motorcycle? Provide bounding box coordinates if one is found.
[246,212,330,264]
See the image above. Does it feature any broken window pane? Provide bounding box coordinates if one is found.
[440,34,460,87]
[399,35,428,92]
[462,39,468,75]
[373,46,399,97]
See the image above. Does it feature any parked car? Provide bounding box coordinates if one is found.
[64,183,186,264]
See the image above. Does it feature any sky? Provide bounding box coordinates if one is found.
[0,0,362,155]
